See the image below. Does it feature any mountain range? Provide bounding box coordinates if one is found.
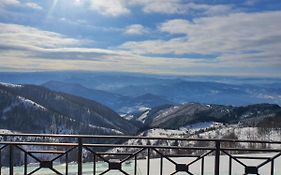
[1,72,281,109]
[42,80,173,113]
[130,103,281,130]
[1,81,281,136]
[0,82,136,135]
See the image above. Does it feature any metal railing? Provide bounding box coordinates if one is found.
[1,133,281,175]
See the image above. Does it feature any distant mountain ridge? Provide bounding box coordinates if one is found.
[42,81,173,113]
[111,80,281,106]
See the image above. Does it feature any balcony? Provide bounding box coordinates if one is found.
[1,133,281,175]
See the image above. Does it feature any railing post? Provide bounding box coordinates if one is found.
[215,140,220,175]
[9,145,14,175]
[0,149,2,175]
[65,153,68,175]
[147,148,150,175]
[78,138,83,175]
[24,152,27,175]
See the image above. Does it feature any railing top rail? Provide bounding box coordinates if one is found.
[0,141,77,146]
[1,133,281,144]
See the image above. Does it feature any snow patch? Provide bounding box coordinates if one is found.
[138,106,151,111]
[0,129,16,134]
[0,82,23,88]
[154,105,179,120]
[17,96,47,111]
[1,96,46,119]
[184,122,220,130]
[88,124,123,135]
[137,110,150,123]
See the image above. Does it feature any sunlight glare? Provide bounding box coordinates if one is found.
[47,0,58,18]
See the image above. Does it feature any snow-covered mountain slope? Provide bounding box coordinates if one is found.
[0,82,137,135]
[131,103,281,129]
[109,119,281,156]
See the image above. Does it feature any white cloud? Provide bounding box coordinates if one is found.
[0,23,131,60]
[128,0,234,15]
[0,23,81,49]
[89,0,129,17]
[0,0,20,6]
[119,11,281,66]
[0,0,42,10]
[124,24,148,35]
[77,0,234,17]
[0,15,280,77]
[25,2,42,10]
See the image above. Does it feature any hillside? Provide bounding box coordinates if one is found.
[132,103,281,129]
[0,82,137,134]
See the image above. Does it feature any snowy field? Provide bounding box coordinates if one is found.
[2,153,281,175]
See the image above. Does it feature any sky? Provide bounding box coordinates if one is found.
[0,0,281,77]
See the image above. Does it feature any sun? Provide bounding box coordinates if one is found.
[74,0,82,5]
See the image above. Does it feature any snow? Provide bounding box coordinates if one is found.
[137,110,150,123]
[0,129,16,134]
[154,106,179,120]
[88,124,124,135]
[120,106,150,114]
[54,94,64,101]
[17,96,47,111]
[0,82,22,88]
[138,106,151,112]
[123,114,134,120]
[257,94,275,100]
[142,128,187,137]
[1,96,47,119]
[184,122,218,129]
[136,153,281,175]
[3,153,281,175]
[120,114,134,121]
[110,123,281,156]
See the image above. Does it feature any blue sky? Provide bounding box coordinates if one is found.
[0,0,281,77]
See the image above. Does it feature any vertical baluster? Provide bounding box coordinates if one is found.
[201,157,204,175]
[271,159,274,175]
[9,145,14,175]
[24,152,27,175]
[0,149,2,175]
[65,153,68,175]
[78,138,83,175]
[229,157,232,175]
[147,148,150,175]
[160,155,163,175]
[134,155,137,175]
[215,141,220,175]
[93,154,96,175]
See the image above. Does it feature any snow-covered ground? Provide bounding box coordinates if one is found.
[2,153,280,175]
[180,122,223,131]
